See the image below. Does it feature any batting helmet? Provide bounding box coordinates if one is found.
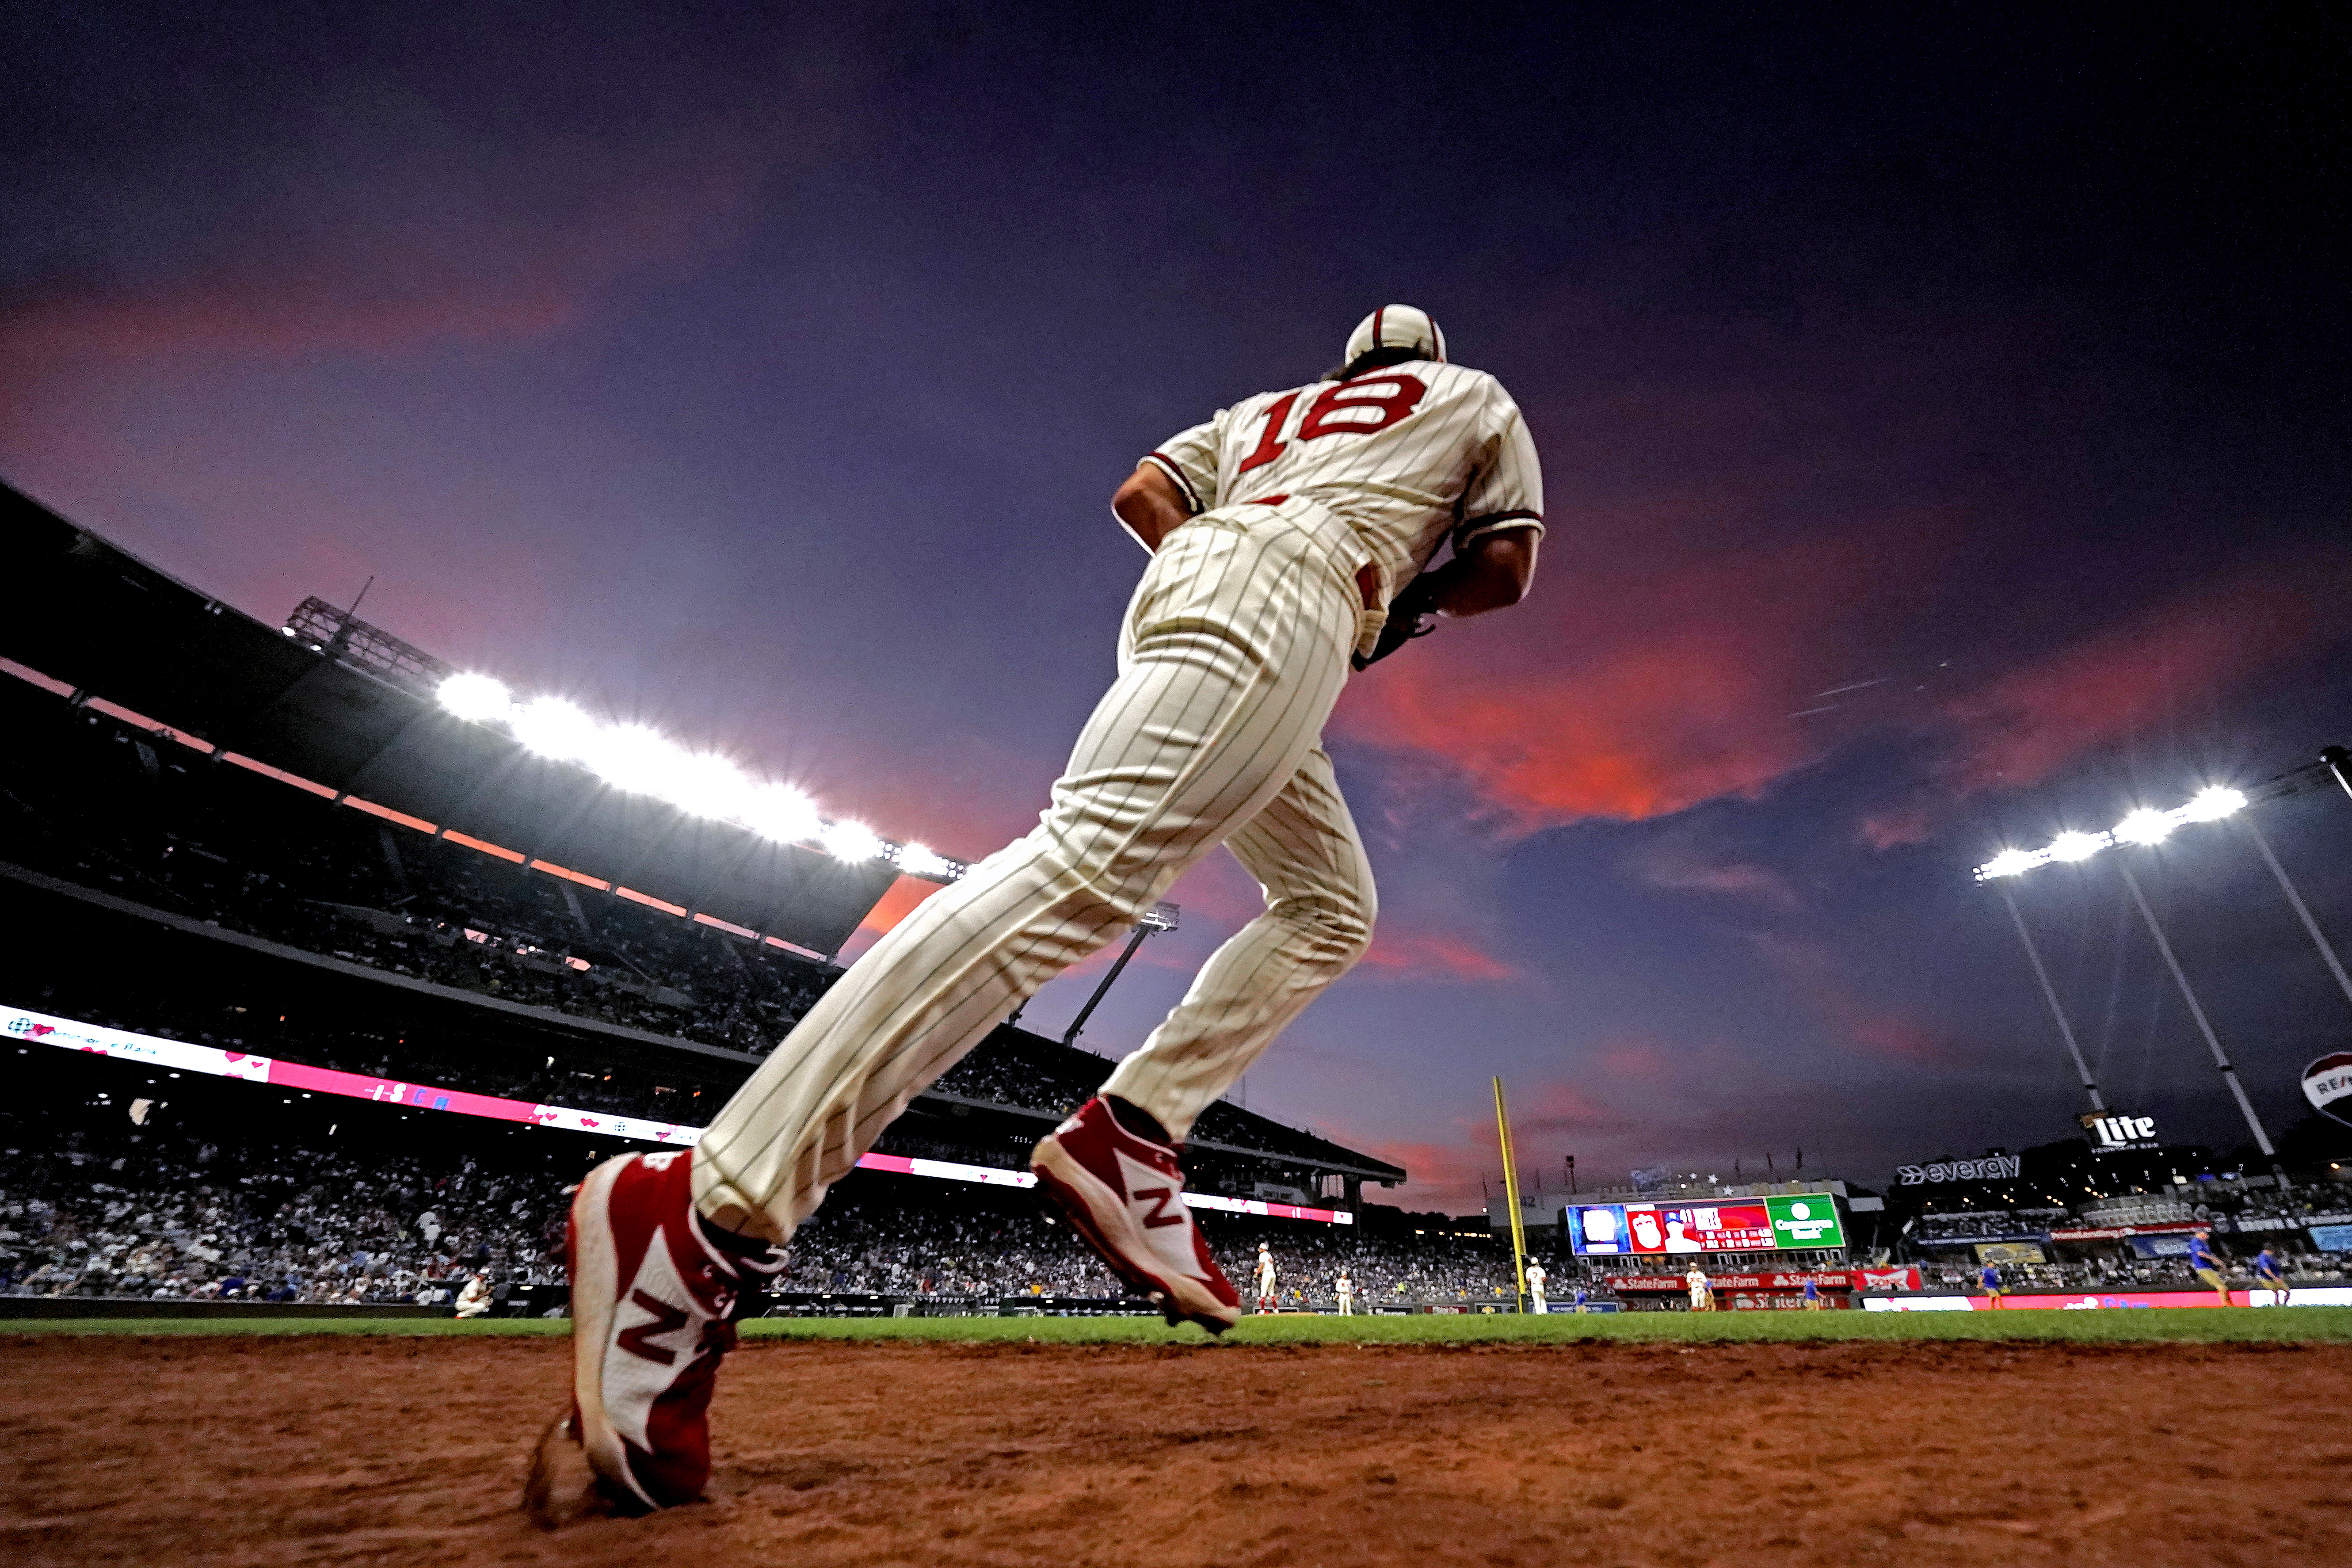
[1343,304,1447,367]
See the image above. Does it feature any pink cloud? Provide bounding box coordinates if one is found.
[1356,927,1518,984]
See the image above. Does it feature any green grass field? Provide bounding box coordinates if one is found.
[8,1307,2352,1344]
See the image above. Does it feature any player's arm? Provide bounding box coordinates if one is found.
[1112,462,1192,554]
[1419,526,1539,618]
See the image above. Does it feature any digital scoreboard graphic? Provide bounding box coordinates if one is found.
[1565,1194,1845,1256]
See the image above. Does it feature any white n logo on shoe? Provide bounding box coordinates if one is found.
[605,1224,711,1454]
[1132,1186,1183,1228]
[1113,1150,1202,1274]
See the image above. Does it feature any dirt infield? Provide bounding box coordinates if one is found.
[4,1333,2346,1567]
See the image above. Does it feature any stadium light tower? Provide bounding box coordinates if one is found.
[1975,782,2291,1186]
[1059,903,1180,1049]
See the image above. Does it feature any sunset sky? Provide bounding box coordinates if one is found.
[6,4,2348,1208]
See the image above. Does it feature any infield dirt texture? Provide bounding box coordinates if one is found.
[5,1313,2348,1566]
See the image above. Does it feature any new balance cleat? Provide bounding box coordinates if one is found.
[525,1149,782,1526]
[1031,1096,1240,1333]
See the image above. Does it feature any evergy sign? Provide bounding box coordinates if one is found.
[2304,1052,2352,1127]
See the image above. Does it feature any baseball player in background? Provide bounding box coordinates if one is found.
[1525,1259,1548,1314]
[2186,1228,2230,1305]
[1978,1260,2006,1308]
[1336,1269,1354,1316]
[2253,1245,2288,1303]
[1255,1242,1278,1314]
[1686,1265,1713,1312]
[530,304,1544,1523]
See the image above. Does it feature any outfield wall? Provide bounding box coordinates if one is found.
[1866,1288,2352,1311]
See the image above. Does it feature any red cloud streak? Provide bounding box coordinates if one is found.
[1334,518,1949,831]
[1355,927,1517,984]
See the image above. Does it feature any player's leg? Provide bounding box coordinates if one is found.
[1096,743,1375,1141]
[695,515,1354,1245]
[537,515,1359,1519]
[1033,734,1373,1328]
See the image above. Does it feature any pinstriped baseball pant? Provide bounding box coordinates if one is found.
[691,499,1380,1241]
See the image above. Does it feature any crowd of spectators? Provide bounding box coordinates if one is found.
[0,1117,566,1308]
[0,1086,1511,1309]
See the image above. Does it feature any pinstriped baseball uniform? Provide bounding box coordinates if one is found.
[690,350,1544,1244]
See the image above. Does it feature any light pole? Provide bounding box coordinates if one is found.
[2239,816,2352,1018]
[2110,856,2286,1186]
[1059,902,1180,1047]
[1994,882,2106,1114]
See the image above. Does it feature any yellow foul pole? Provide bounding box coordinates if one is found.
[1493,1076,1529,1312]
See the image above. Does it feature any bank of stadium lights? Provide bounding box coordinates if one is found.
[1972,786,2249,882]
[434,672,963,879]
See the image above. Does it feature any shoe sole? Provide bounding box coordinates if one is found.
[1031,1136,1237,1334]
[523,1409,614,1530]
[564,1155,658,1512]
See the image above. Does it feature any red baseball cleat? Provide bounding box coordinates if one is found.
[525,1149,782,1526]
[1031,1096,1241,1333]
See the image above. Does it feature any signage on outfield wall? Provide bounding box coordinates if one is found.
[1896,1154,2020,1186]
[1867,1289,2352,1311]
[2302,1052,2352,1127]
[2081,1111,2160,1153]
[1599,1270,1879,1293]
[2,1003,1353,1225]
[1565,1195,1845,1256]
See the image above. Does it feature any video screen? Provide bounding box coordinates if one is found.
[1565,1195,1843,1255]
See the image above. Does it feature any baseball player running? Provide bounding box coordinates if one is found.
[1255,1242,1278,1314]
[2252,1245,2289,1303]
[2186,1228,2230,1305]
[528,305,1544,1523]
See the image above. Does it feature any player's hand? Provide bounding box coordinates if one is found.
[1352,572,1441,671]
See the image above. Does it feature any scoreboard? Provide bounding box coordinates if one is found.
[1564,1194,1846,1256]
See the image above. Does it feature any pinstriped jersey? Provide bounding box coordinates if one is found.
[1141,360,1543,591]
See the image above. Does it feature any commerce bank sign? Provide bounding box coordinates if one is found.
[1896,1154,2021,1186]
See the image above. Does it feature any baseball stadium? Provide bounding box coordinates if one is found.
[6,478,2351,1560]
[9,8,2352,1565]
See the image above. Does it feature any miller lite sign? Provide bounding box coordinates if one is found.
[2081,1111,2159,1152]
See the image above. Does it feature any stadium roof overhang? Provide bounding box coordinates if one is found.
[0,482,896,956]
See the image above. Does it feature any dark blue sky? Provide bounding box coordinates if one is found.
[6,3,2348,1205]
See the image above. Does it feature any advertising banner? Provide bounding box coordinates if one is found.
[1896,1154,2020,1186]
[2309,1225,2352,1253]
[1975,1241,2047,1265]
[2081,1111,2160,1153]
[2303,1052,2352,1127]
[1566,1194,1843,1256]
[1598,1270,1862,1293]
[1868,1289,2352,1311]
[2047,1223,2199,1242]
